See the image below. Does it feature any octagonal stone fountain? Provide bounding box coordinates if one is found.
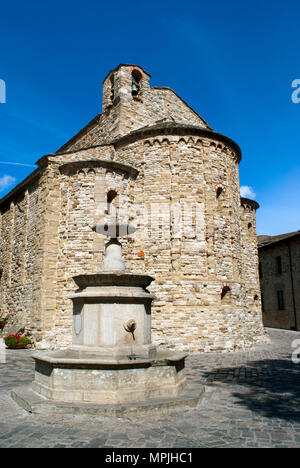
[12,223,204,416]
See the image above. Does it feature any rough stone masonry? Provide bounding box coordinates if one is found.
[0,64,268,351]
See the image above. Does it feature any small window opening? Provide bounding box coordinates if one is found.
[132,69,142,97]
[106,190,118,215]
[216,187,223,198]
[276,256,282,275]
[221,286,231,300]
[277,290,285,310]
[215,183,226,198]
[110,75,115,102]
[254,294,259,301]
[248,222,252,230]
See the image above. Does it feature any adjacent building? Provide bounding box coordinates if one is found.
[258,230,300,330]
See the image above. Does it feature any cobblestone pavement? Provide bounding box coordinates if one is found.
[0,328,299,448]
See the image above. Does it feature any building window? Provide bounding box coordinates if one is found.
[277,290,285,310]
[259,262,263,279]
[221,286,231,300]
[110,75,115,102]
[216,187,223,198]
[276,256,282,274]
[214,183,226,198]
[106,190,118,215]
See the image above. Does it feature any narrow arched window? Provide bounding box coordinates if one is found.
[106,189,118,215]
[216,187,223,198]
[110,75,115,102]
[221,286,231,300]
[215,183,226,199]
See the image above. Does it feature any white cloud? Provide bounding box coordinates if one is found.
[0,174,16,193]
[240,185,256,199]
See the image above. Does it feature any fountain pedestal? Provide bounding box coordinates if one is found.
[69,273,157,358]
[11,223,204,415]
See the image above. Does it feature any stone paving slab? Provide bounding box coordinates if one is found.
[0,328,299,448]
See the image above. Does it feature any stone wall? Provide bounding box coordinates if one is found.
[46,156,137,348]
[0,180,40,336]
[239,199,266,339]
[111,133,267,351]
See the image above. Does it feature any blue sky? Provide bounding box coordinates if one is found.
[0,0,299,235]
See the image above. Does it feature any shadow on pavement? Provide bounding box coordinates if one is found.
[202,355,300,422]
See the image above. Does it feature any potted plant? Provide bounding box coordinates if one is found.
[4,334,31,349]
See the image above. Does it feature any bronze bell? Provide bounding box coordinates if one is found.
[132,82,139,95]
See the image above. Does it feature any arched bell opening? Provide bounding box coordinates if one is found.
[132,69,142,97]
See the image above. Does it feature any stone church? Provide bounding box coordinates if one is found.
[0,64,267,351]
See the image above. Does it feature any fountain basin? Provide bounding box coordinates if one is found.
[31,349,188,404]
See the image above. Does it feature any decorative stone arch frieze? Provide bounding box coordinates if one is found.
[144,136,193,147]
[86,168,96,175]
[59,159,139,180]
[240,197,259,212]
[127,132,240,166]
